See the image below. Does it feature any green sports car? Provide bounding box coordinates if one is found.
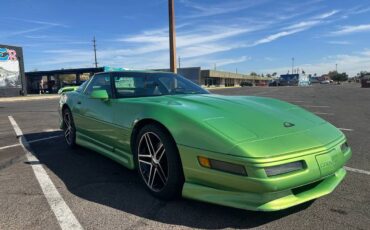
[59,70,351,211]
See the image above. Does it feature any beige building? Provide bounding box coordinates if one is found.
[201,69,272,87]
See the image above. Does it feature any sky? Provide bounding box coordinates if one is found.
[1,0,370,76]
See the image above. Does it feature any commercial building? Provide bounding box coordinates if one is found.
[0,44,26,96]
[157,67,272,87]
[25,67,104,94]
[25,66,272,94]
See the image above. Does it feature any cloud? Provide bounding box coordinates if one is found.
[251,28,305,46]
[327,41,351,45]
[184,56,251,69]
[263,49,370,76]
[179,0,270,18]
[116,25,258,58]
[314,10,339,19]
[0,18,67,39]
[331,24,370,36]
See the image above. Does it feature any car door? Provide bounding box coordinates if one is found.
[77,73,116,151]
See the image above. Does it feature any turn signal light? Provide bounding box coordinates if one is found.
[198,156,247,176]
[198,156,211,168]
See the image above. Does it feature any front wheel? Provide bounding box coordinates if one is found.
[135,124,184,200]
[63,108,76,148]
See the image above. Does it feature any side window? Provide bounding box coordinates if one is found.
[114,75,162,98]
[84,74,112,97]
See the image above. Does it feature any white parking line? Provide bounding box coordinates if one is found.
[338,128,354,132]
[0,135,63,151]
[314,112,334,116]
[345,166,370,176]
[0,143,21,150]
[43,129,61,132]
[289,100,305,103]
[28,135,63,144]
[303,105,330,108]
[8,116,23,137]
[8,116,83,230]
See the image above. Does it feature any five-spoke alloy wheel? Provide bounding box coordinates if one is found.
[63,108,76,148]
[135,124,184,199]
[138,132,168,192]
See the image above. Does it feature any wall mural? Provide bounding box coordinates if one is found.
[0,48,21,88]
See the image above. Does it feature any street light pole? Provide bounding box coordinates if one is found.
[168,0,177,73]
[292,57,294,74]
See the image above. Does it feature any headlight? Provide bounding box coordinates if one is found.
[341,142,349,153]
[198,156,247,176]
[265,161,304,177]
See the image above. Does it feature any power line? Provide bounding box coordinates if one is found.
[93,36,98,68]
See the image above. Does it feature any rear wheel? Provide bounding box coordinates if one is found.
[63,108,76,148]
[135,124,184,200]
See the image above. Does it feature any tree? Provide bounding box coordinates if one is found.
[272,72,277,77]
[329,71,348,82]
[250,72,258,76]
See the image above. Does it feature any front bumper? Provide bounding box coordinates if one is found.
[178,142,351,211]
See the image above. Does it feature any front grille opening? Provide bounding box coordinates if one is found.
[292,179,323,195]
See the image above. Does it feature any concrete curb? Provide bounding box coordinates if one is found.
[0,95,60,102]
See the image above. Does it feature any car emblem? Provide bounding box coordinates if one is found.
[283,122,295,128]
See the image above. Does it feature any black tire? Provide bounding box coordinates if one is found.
[62,107,77,148]
[134,124,184,200]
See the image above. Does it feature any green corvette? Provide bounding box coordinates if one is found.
[59,71,351,211]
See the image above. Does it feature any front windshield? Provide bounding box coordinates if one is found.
[114,72,209,98]
[76,79,89,93]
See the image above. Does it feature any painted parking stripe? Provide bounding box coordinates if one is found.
[314,112,334,116]
[28,135,63,144]
[8,116,23,137]
[8,116,83,230]
[338,128,354,132]
[345,166,370,176]
[0,135,63,151]
[303,105,330,108]
[289,100,306,103]
[0,143,21,150]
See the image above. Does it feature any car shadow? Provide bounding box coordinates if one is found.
[24,131,313,229]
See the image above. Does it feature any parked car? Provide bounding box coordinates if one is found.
[59,71,351,211]
[240,81,253,87]
[320,80,331,84]
[361,77,370,88]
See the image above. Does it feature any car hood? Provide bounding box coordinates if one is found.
[165,94,326,139]
[153,94,343,157]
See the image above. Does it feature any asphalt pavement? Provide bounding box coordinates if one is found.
[0,83,369,229]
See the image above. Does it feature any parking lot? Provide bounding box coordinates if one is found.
[1,83,369,229]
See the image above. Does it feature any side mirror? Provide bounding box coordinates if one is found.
[90,89,109,100]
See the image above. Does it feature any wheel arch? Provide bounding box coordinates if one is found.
[130,118,177,155]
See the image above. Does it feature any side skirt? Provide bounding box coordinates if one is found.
[76,132,135,170]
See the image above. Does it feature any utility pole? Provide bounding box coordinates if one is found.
[178,56,181,69]
[292,57,294,74]
[336,63,338,72]
[93,36,98,68]
[168,0,177,73]
[236,68,238,74]
[214,63,217,71]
